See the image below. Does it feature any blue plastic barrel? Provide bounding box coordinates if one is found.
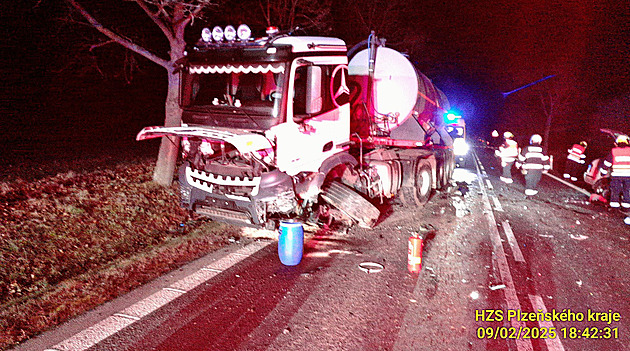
[278,221,304,266]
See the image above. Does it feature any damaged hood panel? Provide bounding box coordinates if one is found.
[136,126,273,154]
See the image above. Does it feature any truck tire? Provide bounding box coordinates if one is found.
[436,153,453,190]
[436,159,446,190]
[445,153,455,183]
[399,159,433,206]
[321,181,380,228]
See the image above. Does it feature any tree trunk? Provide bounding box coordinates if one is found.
[152,67,182,185]
[543,113,552,154]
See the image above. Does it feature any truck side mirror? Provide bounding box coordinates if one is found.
[305,66,322,114]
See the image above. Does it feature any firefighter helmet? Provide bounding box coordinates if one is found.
[530,134,542,145]
[504,131,514,139]
[616,135,629,145]
[580,141,587,148]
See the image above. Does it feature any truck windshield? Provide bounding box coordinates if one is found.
[183,63,286,119]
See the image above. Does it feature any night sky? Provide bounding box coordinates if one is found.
[1,0,629,160]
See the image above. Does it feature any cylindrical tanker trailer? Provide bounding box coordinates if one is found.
[343,34,456,208]
[348,43,451,143]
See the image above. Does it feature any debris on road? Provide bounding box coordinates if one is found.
[565,198,591,205]
[451,196,470,217]
[358,262,384,274]
[455,181,470,196]
[569,234,589,241]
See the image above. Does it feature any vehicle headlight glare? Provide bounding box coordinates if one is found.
[453,138,469,156]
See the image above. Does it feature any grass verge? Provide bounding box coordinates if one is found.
[0,155,239,349]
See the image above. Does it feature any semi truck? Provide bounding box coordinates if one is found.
[137,25,456,229]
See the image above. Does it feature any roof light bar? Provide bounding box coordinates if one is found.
[237,24,251,41]
[224,25,237,41]
[201,27,212,42]
[211,26,223,42]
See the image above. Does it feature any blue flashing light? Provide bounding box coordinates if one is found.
[444,110,461,124]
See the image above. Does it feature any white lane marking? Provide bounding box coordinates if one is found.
[52,315,135,351]
[544,172,591,197]
[502,220,525,263]
[170,269,221,291]
[491,196,504,212]
[113,313,141,321]
[485,179,494,190]
[528,294,566,351]
[473,152,534,351]
[118,289,183,319]
[51,240,271,351]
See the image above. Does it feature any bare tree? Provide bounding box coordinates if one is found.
[64,0,215,186]
[539,83,573,153]
[257,0,332,33]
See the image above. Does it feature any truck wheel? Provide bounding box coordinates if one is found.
[321,181,380,228]
[439,153,454,190]
[400,159,433,206]
[436,159,446,190]
[446,154,455,181]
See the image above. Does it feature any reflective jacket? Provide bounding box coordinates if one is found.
[601,146,630,177]
[567,144,586,164]
[517,145,551,170]
[495,139,519,162]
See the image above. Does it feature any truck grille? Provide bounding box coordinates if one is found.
[186,167,261,198]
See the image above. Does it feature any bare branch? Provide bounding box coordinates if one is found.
[89,39,116,52]
[64,0,169,69]
[133,0,175,42]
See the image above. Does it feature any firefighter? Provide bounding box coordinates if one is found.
[517,134,551,196]
[495,131,519,183]
[563,141,587,182]
[601,134,630,208]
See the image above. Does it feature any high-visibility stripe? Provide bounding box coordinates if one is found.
[567,155,585,163]
[523,164,544,169]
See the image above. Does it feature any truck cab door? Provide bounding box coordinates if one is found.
[271,60,350,176]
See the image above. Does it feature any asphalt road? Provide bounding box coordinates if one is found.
[20,147,629,351]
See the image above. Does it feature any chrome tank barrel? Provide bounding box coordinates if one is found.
[348,46,449,134]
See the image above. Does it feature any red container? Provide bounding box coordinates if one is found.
[408,236,423,273]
